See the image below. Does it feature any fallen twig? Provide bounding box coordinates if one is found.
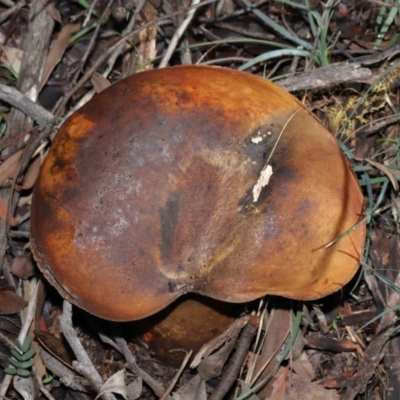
[113,335,173,400]
[278,61,372,92]
[0,84,54,128]
[160,350,192,400]
[209,317,259,400]
[60,301,116,400]
[159,0,200,68]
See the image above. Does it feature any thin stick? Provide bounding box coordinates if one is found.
[0,84,54,128]
[159,0,200,68]
[160,351,192,400]
[113,335,172,399]
[32,367,57,400]
[0,0,26,24]
[72,0,114,86]
[83,0,99,27]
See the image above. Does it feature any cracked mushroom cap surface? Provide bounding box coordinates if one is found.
[30,66,366,321]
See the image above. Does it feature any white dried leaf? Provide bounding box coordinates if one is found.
[173,375,206,400]
[253,165,273,202]
[0,46,23,73]
[127,377,143,400]
[95,368,127,400]
[13,376,35,400]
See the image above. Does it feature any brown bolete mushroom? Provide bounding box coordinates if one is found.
[30,66,366,327]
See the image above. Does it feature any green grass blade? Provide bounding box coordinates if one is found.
[239,49,311,71]
[241,0,312,50]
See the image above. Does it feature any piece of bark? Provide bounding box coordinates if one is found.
[305,335,359,353]
[356,114,400,136]
[341,310,378,327]
[278,44,400,93]
[278,61,373,92]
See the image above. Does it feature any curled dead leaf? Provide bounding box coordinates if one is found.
[0,290,28,315]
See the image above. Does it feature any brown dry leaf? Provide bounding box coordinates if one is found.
[0,197,18,226]
[291,351,315,380]
[40,23,81,91]
[362,158,400,191]
[267,366,288,400]
[316,372,355,390]
[0,45,23,73]
[137,2,158,71]
[91,72,111,93]
[0,290,28,314]
[40,0,62,23]
[251,304,291,398]
[32,340,47,379]
[10,256,36,279]
[285,373,340,400]
[35,330,74,368]
[0,149,24,188]
[0,131,28,154]
[18,155,41,191]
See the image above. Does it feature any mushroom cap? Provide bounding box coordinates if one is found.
[31,66,366,321]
